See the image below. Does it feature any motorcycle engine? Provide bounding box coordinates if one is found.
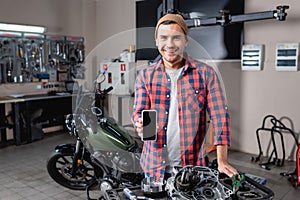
[112,153,130,171]
[111,151,140,172]
[166,166,233,200]
[94,150,140,173]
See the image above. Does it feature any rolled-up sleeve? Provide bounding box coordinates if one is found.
[132,70,150,125]
[206,68,230,146]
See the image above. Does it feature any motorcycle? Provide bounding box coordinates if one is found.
[46,73,144,197]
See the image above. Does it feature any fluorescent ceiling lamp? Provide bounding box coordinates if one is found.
[0,23,46,33]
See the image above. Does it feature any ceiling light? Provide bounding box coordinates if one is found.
[0,22,46,33]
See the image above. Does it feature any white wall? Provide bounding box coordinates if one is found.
[237,0,300,159]
[83,0,136,89]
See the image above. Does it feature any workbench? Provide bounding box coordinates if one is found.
[0,93,73,145]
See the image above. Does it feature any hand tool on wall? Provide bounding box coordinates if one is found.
[6,57,13,82]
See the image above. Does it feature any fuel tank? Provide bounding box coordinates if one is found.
[78,116,137,153]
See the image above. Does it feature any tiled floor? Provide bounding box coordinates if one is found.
[0,132,100,200]
[0,131,299,200]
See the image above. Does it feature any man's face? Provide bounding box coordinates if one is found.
[156,23,187,66]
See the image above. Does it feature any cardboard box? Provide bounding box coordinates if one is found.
[99,62,136,95]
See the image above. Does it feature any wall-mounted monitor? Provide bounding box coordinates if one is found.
[136,0,244,61]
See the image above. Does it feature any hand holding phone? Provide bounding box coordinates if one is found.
[142,110,157,141]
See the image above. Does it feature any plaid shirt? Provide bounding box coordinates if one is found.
[132,56,230,179]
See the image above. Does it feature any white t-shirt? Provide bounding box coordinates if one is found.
[165,67,183,173]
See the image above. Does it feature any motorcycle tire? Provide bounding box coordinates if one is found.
[47,151,96,190]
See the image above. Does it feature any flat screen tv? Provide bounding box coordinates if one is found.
[136,0,244,61]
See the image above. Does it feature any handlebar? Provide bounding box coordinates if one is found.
[103,86,114,94]
[96,86,114,101]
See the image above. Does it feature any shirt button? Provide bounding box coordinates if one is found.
[195,90,199,94]
[163,144,167,147]
[162,161,165,164]
[165,111,168,115]
[166,94,170,98]
[167,79,171,82]
[164,127,167,131]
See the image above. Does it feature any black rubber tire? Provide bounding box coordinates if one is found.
[47,151,96,190]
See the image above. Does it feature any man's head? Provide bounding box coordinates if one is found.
[155,13,188,39]
[155,14,188,69]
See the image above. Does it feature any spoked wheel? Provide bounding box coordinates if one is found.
[47,151,96,190]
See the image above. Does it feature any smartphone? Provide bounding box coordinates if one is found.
[142,110,157,141]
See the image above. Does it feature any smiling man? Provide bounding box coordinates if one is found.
[155,17,187,70]
[132,13,237,180]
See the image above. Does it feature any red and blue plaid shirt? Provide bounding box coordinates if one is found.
[132,56,230,179]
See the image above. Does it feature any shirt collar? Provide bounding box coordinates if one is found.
[155,54,196,73]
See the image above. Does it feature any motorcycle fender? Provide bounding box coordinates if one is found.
[54,143,76,154]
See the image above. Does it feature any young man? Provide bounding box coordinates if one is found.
[132,13,237,180]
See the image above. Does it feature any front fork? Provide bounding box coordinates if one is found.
[70,137,83,177]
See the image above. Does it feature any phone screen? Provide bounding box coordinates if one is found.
[142,110,157,141]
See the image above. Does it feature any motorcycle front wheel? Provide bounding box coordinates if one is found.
[47,151,96,190]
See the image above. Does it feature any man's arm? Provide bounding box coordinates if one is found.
[204,66,237,177]
[217,144,238,177]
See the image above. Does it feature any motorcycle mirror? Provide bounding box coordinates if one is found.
[91,106,102,117]
[96,73,105,84]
